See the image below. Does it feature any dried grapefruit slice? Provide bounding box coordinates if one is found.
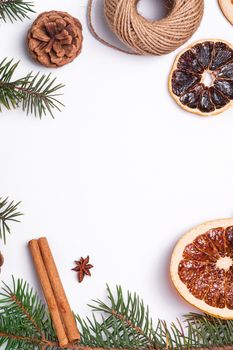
[170,218,233,319]
[219,0,233,25]
[169,40,233,116]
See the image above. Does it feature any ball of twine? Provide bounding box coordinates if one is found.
[88,0,204,55]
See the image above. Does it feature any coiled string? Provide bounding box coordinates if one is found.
[87,0,204,55]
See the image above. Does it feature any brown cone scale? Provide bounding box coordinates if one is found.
[27,11,83,68]
[0,252,4,271]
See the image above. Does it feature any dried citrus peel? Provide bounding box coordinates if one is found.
[219,0,233,25]
[170,218,233,319]
[169,39,233,116]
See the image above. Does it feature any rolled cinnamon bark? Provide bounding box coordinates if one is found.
[28,239,68,347]
[38,237,80,343]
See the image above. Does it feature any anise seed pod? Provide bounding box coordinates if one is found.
[72,256,93,283]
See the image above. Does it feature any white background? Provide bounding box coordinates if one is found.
[1,0,233,325]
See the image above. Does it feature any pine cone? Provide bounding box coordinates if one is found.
[0,252,4,272]
[27,11,83,68]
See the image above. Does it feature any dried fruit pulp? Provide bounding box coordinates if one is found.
[170,219,233,319]
[169,40,233,116]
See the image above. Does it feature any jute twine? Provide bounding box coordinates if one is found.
[87,0,204,55]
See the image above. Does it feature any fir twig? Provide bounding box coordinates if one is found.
[1,278,233,350]
[79,285,155,349]
[0,0,34,22]
[77,286,233,350]
[0,58,64,118]
[0,277,57,350]
[0,197,22,244]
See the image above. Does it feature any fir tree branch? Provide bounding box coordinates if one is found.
[0,0,34,22]
[2,278,233,350]
[0,58,64,118]
[17,72,64,118]
[0,330,232,350]
[11,292,45,338]
[81,285,155,349]
[78,286,233,350]
[0,331,46,346]
[0,277,57,350]
[0,197,22,244]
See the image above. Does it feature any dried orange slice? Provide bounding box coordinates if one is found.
[170,219,233,319]
[169,40,233,116]
[219,0,233,25]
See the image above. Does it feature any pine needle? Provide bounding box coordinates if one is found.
[2,279,233,350]
[0,58,64,118]
[78,285,233,350]
[0,197,22,244]
[0,0,35,22]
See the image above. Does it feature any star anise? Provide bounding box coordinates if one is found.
[72,256,93,283]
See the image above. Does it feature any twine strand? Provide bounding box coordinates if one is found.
[87,0,204,55]
[87,0,137,54]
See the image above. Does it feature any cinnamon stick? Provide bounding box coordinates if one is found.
[38,237,80,343]
[28,239,69,347]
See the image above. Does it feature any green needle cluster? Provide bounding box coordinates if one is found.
[0,0,34,22]
[0,278,233,350]
[0,197,22,244]
[0,59,64,118]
